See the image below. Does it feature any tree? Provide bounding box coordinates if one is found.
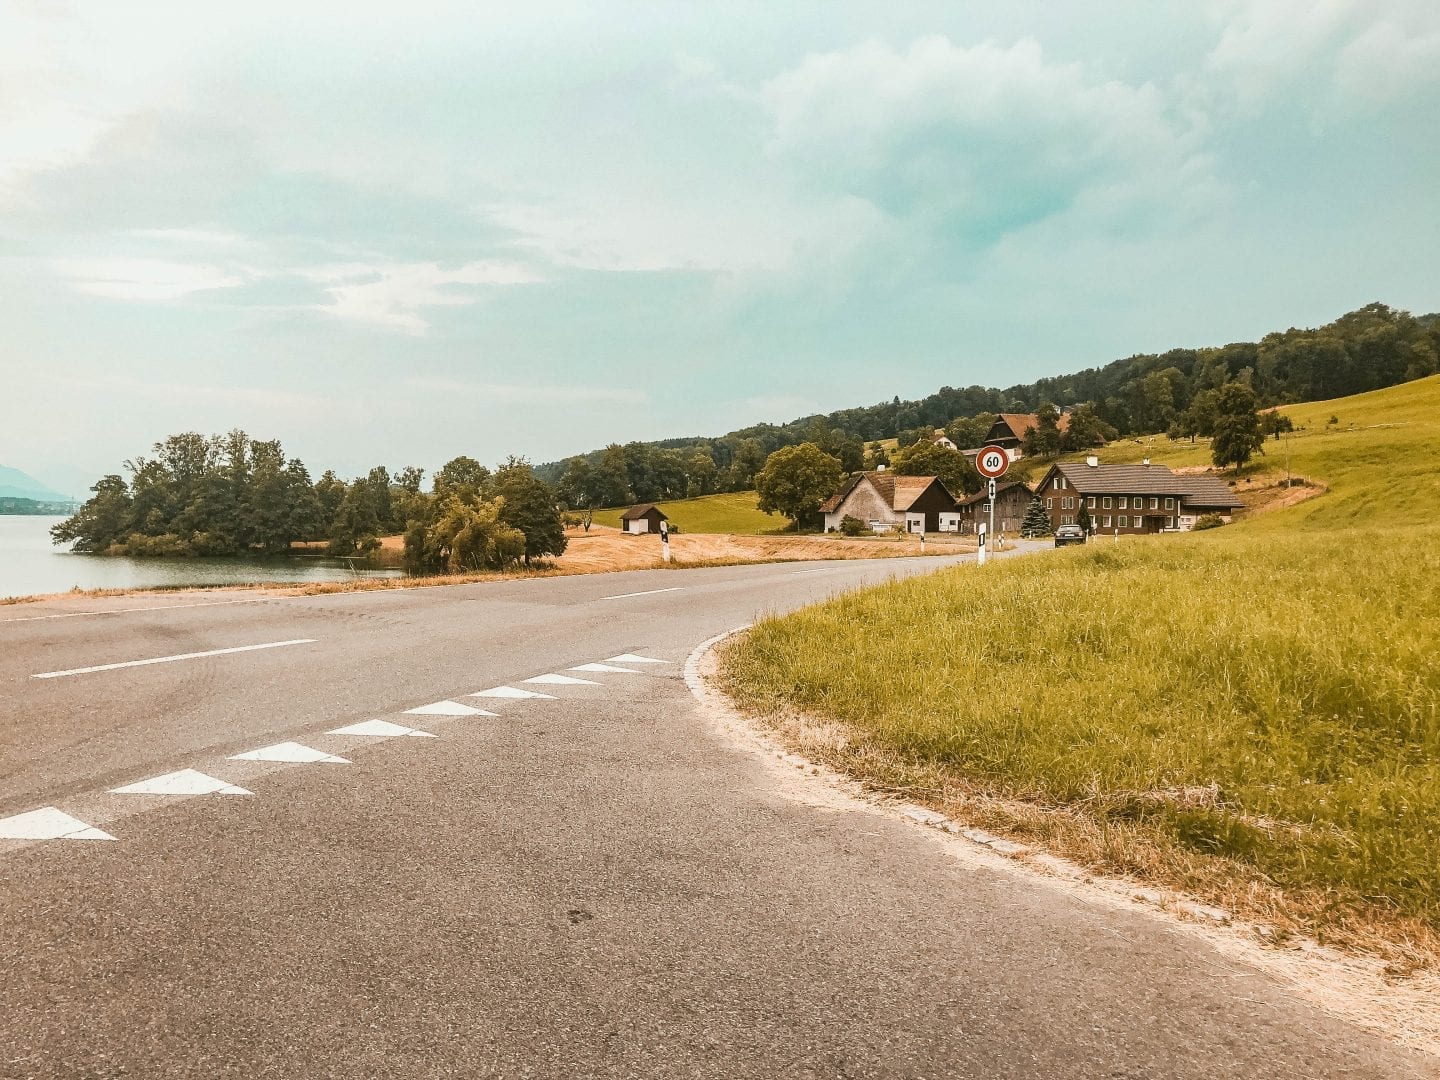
[1260,410,1294,440]
[686,450,719,498]
[558,456,593,508]
[594,444,632,507]
[404,493,524,574]
[889,440,982,496]
[1060,404,1114,451]
[51,475,133,552]
[1020,497,1053,538]
[754,443,843,529]
[1021,404,1063,458]
[433,456,490,496]
[1211,381,1266,473]
[944,414,993,451]
[491,458,567,566]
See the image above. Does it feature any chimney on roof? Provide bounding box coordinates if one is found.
[1143,458,1151,466]
[1086,455,1099,467]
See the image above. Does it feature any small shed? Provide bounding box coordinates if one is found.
[621,504,668,535]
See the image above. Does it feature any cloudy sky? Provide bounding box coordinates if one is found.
[3,1,1437,494]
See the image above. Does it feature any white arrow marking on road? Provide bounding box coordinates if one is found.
[523,673,600,686]
[405,700,495,716]
[0,807,115,841]
[604,654,669,664]
[327,720,436,738]
[31,639,316,679]
[470,686,555,699]
[228,742,349,763]
[109,769,251,796]
[599,587,684,600]
[569,663,640,674]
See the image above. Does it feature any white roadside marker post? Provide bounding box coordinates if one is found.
[660,519,670,563]
[977,522,986,566]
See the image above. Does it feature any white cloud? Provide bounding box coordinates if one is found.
[48,256,246,300]
[1203,0,1440,110]
[301,260,542,333]
[761,36,1211,238]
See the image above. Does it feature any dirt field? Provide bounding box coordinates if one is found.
[555,526,974,572]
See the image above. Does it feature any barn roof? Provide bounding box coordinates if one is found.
[994,412,1071,439]
[957,480,1033,507]
[1049,463,1244,508]
[620,503,668,521]
[820,472,957,514]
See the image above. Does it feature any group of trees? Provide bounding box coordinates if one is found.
[538,302,1437,498]
[52,431,568,572]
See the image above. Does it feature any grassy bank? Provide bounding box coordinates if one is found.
[718,375,1440,963]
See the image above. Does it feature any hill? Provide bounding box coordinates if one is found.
[539,302,1440,509]
[0,466,74,506]
[719,376,1440,963]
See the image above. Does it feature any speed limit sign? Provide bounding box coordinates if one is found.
[975,445,1009,479]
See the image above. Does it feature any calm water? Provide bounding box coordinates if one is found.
[0,516,401,599]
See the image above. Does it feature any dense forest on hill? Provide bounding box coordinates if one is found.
[538,302,1438,506]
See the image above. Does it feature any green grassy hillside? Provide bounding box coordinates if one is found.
[589,491,785,535]
[720,375,1440,957]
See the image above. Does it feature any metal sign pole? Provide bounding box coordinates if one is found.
[987,478,996,554]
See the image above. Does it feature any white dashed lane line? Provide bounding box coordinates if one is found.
[599,587,684,600]
[31,638,316,679]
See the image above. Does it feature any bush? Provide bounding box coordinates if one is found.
[1192,513,1226,531]
[840,515,868,536]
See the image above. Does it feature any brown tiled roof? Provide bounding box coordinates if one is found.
[996,412,1071,439]
[958,480,1033,507]
[820,471,956,513]
[1051,463,1244,508]
[620,503,667,521]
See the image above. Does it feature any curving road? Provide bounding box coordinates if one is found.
[0,551,1429,1078]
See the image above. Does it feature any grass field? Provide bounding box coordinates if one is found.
[719,375,1440,962]
[589,491,786,535]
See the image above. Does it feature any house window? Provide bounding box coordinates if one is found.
[1087,497,1096,509]
[1046,498,1053,509]
[1118,516,1128,528]
[1150,497,1159,510]
[1164,497,1174,510]
[1118,497,1128,509]
[1102,516,1112,528]
[1102,497,1112,509]
[982,503,991,513]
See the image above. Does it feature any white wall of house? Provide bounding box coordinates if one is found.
[938,512,962,532]
[905,513,925,533]
[626,519,649,535]
[825,480,899,533]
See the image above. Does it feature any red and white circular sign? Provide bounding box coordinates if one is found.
[975,445,1009,479]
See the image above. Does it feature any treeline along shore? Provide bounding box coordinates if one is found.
[51,435,567,575]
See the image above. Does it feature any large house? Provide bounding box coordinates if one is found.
[821,471,960,533]
[954,480,1034,536]
[1033,459,1244,534]
[982,412,1071,458]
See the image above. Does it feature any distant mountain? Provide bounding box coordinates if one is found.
[0,465,75,503]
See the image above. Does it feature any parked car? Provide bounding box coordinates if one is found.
[1054,524,1087,547]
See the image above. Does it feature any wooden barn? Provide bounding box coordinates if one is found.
[621,504,669,535]
[820,471,960,533]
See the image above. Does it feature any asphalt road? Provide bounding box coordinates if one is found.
[0,552,1430,1078]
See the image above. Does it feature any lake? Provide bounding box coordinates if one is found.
[0,516,401,600]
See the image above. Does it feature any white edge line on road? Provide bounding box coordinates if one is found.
[31,638,316,679]
[1,595,280,624]
[599,587,685,600]
[790,568,835,575]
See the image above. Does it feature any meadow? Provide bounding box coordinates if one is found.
[718,375,1440,960]
[588,490,786,535]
